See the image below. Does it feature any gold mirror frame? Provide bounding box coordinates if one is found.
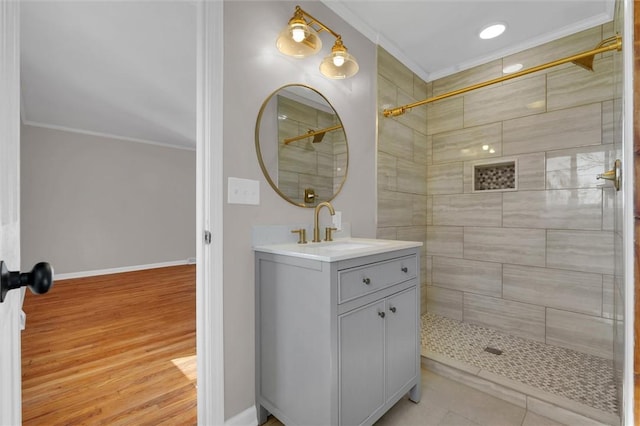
[255,84,349,208]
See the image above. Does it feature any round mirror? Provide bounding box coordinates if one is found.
[255,84,348,207]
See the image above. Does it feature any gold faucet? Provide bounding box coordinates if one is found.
[313,201,335,243]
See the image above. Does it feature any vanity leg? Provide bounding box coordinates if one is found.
[257,404,270,425]
[408,382,421,403]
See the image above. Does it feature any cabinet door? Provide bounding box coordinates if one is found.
[385,287,417,401]
[339,301,385,426]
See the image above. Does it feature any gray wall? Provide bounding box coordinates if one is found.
[223,1,376,419]
[21,124,196,275]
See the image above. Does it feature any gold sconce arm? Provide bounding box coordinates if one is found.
[278,5,359,79]
[283,124,343,145]
[293,5,341,40]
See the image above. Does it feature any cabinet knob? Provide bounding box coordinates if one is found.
[389,306,397,313]
[378,311,385,318]
[401,266,408,273]
[363,277,371,285]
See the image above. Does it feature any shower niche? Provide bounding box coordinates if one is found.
[472,159,517,192]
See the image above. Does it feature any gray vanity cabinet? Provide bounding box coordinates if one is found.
[255,246,421,426]
[339,299,385,426]
[339,286,417,426]
[384,288,418,399]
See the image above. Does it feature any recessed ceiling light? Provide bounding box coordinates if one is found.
[479,23,506,40]
[503,63,523,74]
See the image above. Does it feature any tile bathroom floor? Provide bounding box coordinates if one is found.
[263,368,564,426]
[375,368,564,426]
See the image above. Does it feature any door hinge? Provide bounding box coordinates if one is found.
[204,230,212,244]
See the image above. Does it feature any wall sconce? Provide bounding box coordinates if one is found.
[276,5,359,80]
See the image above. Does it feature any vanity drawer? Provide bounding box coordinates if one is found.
[338,255,417,304]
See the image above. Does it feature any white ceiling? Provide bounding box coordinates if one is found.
[20,1,614,150]
[324,0,615,81]
[20,1,196,150]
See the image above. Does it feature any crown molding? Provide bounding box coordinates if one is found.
[428,11,615,81]
[320,0,431,82]
[21,120,196,152]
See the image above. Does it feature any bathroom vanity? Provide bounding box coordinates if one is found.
[254,238,422,426]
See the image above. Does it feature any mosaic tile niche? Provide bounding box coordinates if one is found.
[473,161,516,191]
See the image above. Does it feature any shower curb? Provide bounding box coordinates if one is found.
[422,355,619,426]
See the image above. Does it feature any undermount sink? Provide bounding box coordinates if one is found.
[253,237,422,262]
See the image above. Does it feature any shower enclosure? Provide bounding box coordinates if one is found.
[376,10,629,424]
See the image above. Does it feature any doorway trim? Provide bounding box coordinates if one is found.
[196,1,225,424]
[622,0,635,422]
[1,1,223,423]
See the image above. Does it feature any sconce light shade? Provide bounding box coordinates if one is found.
[277,6,359,79]
[319,39,359,79]
[276,16,322,58]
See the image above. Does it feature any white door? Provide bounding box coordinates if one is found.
[0,0,23,424]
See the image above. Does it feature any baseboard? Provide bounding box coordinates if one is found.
[54,260,193,281]
[225,405,257,426]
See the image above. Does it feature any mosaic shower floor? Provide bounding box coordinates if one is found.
[421,313,618,415]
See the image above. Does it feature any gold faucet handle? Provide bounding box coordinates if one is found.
[291,228,307,244]
[324,227,338,242]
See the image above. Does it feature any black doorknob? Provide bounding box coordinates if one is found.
[0,261,54,303]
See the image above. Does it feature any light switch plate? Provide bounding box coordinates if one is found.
[332,211,342,230]
[228,177,260,205]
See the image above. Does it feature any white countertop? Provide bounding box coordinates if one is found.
[253,237,422,262]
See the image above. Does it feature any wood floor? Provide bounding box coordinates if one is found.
[21,265,197,425]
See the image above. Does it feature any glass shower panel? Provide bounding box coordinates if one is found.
[611,0,625,417]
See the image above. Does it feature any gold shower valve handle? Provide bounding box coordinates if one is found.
[596,159,621,191]
[597,170,616,180]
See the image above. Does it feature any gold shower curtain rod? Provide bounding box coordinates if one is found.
[283,124,343,145]
[383,35,622,118]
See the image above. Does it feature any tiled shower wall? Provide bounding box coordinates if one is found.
[377,24,619,360]
[376,47,429,309]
